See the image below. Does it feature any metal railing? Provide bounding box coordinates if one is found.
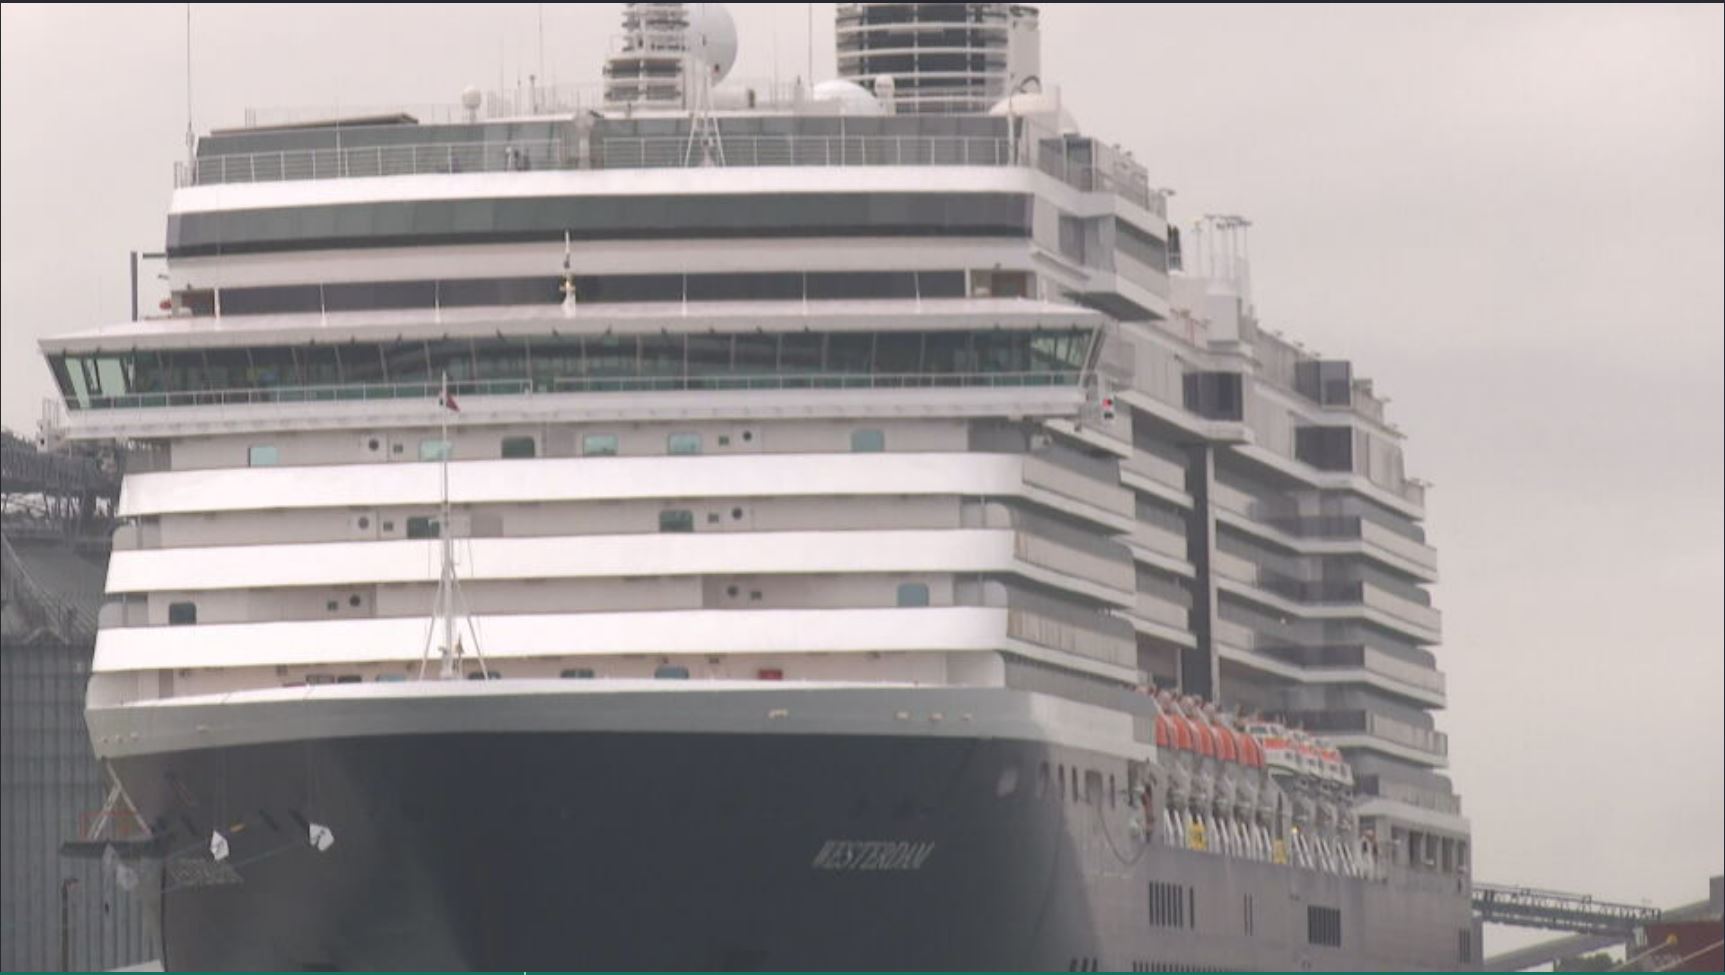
[73,371,1084,411]
[1472,884,1660,936]
[596,134,1015,169]
[177,139,566,186]
[174,131,1159,213]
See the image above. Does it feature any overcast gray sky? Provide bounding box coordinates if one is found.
[3,2,1721,953]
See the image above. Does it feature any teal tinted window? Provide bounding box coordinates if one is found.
[850,429,885,453]
[247,445,280,467]
[896,582,930,607]
[658,510,694,533]
[582,434,619,456]
[419,439,451,461]
[667,433,701,455]
[53,327,1091,410]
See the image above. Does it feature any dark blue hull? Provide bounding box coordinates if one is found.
[123,732,1082,970]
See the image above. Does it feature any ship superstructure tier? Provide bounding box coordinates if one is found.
[41,4,1472,970]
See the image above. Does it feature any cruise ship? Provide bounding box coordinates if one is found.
[41,3,1475,969]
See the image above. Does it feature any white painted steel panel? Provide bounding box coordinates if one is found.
[92,606,1010,671]
[106,529,1019,593]
[119,452,1026,517]
[172,166,1037,214]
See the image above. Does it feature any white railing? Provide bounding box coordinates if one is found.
[175,128,1160,214]
[177,139,566,186]
[596,134,1015,169]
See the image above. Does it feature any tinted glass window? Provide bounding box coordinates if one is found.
[167,601,197,625]
[501,436,536,459]
[667,432,702,455]
[247,445,279,467]
[419,439,451,461]
[406,516,441,539]
[582,434,619,456]
[851,429,885,453]
[658,510,694,533]
[896,582,931,607]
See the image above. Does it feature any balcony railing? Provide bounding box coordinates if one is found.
[1280,709,1449,759]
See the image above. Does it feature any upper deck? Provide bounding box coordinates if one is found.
[177,104,1160,216]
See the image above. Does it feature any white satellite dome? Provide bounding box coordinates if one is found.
[810,78,885,116]
[686,4,738,83]
[988,88,1080,134]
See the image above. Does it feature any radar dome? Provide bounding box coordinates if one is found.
[687,4,738,83]
[810,78,885,116]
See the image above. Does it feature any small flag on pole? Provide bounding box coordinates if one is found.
[440,388,460,412]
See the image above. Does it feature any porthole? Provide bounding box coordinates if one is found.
[348,594,362,608]
[367,438,380,451]
[726,585,740,598]
[357,516,371,530]
[731,507,744,520]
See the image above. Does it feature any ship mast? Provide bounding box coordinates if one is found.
[418,372,488,680]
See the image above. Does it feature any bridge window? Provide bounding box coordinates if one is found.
[895,582,930,607]
[560,668,596,679]
[167,601,197,625]
[667,432,702,455]
[50,327,1095,410]
[582,433,618,457]
[247,444,279,466]
[501,436,536,459]
[658,509,694,533]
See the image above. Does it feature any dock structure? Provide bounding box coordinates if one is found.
[1,428,152,972]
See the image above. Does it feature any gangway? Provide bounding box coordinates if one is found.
[1472,882,1661,936]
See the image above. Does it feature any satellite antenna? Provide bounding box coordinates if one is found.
[683,5,737,167]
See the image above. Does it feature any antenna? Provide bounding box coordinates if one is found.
[183,4,193,165]
[806,4,814,85]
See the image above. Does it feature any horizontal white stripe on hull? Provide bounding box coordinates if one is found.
[93,605,1012,672]
[107,528,1034,592]
[119,452,1026,517]
[87,683,1150,762]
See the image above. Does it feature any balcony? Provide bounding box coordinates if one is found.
[1213,623,1446,706]
[1020,455,1135,529]
[1283,709,1449,762]
[1005,607,1135,669]
[1128,520,1187,563]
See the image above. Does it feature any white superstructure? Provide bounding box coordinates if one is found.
[45,2,1467,907]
